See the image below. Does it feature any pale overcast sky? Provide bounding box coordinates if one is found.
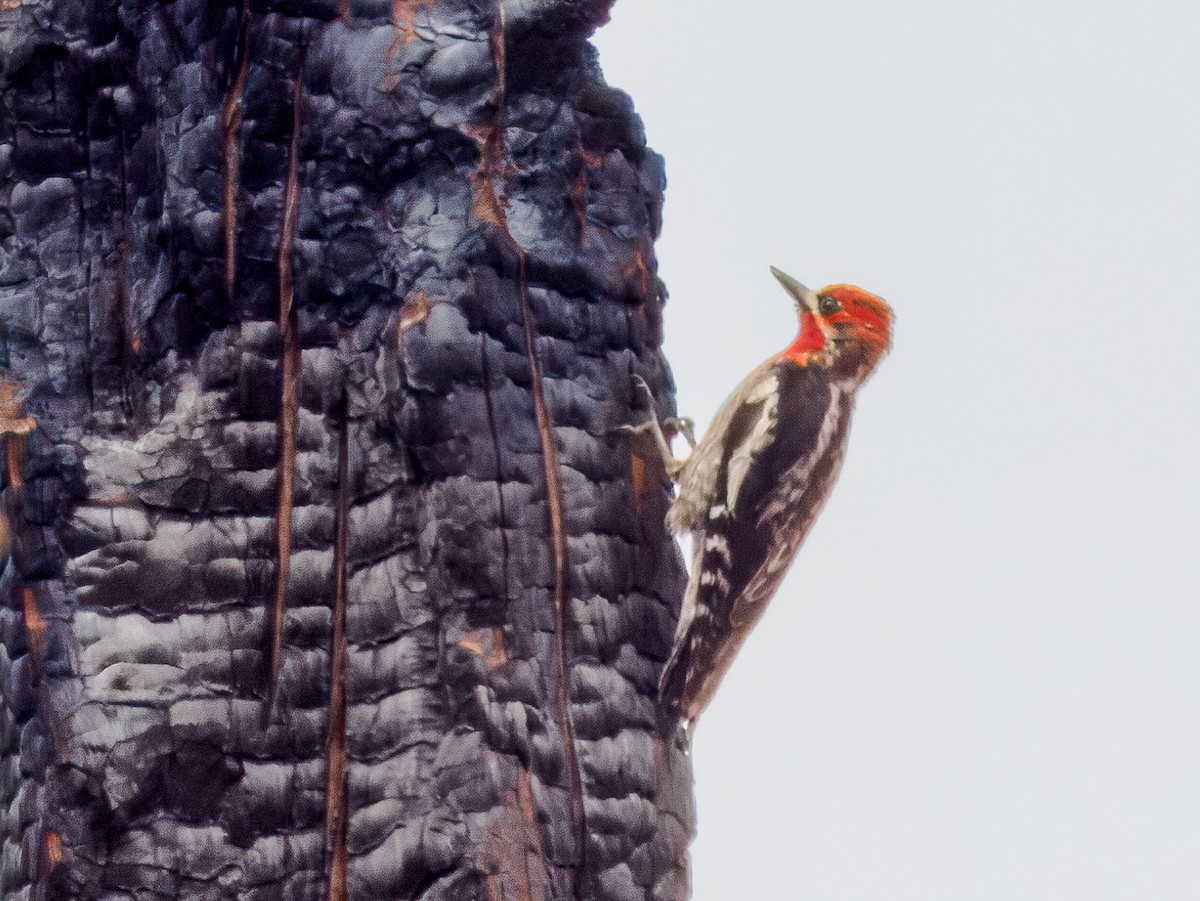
[594,2,1200,899]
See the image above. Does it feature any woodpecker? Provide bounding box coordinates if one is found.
[634,267,893,735]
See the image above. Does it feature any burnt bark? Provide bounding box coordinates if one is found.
[0,1,693,899]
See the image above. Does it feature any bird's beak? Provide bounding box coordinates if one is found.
[770,266,821,314]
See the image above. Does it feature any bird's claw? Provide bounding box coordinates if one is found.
[667,416,697,450]
[620,374,692,481]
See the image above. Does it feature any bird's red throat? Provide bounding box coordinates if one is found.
[780,311,827,364]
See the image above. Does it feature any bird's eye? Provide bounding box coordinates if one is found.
[818,295,840,315]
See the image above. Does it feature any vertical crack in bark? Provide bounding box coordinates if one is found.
[221,0,249,301]
[267,49,305,708]
[115,120,135,415]
[323,392,350,901]
[79,112,95,410]
[517,254,588,900]
[474,6,589,895]
[79,194,96,412]
[469,6,510,230]
[515,767,548,893]
[479,332,510,602]
[470,5,590,894]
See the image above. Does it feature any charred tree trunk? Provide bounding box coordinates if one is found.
[0,2,693,899]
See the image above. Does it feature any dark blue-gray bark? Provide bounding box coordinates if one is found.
[0,1,693,899]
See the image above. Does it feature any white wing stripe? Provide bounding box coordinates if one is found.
[725,376,780,511]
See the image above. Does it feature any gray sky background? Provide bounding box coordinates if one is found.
[594,2,1199,899]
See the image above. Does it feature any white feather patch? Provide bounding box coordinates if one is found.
[703,533,731,561]
[725,373,780,512]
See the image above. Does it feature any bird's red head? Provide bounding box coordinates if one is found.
[770,268,894,375]
[811,284,894,353]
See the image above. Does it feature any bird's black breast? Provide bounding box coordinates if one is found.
[717,361,848,607]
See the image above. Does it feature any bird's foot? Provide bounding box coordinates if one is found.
[668,416,697,451]
[619,375,691,480]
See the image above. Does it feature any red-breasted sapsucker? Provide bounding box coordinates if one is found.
[633,267,894,735]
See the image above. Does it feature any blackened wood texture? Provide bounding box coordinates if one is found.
[0,1,694,899]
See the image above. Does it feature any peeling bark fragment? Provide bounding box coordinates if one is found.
[0,1,692,898]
